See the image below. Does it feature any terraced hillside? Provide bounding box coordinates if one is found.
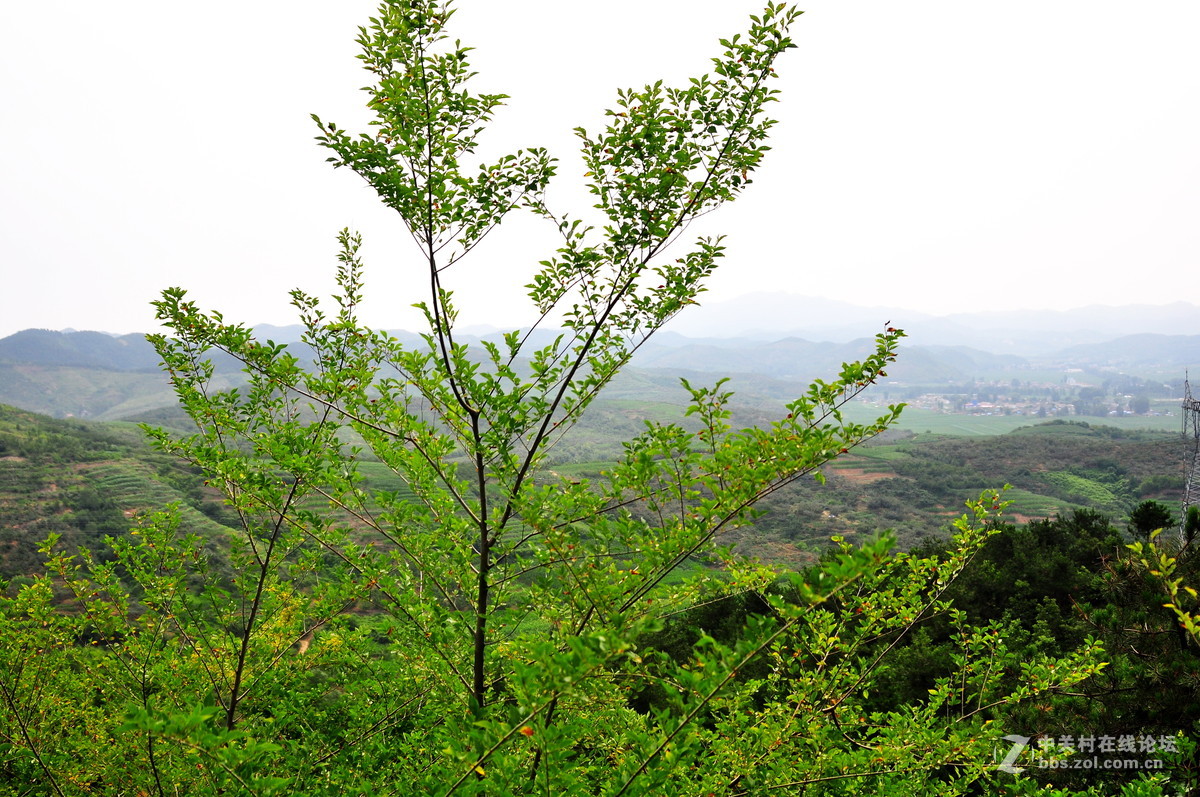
[0,401,1184,581]
[742,420,1182,558]
[0,404,233,582]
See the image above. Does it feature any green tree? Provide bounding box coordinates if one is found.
[0,2,1134,794]
[1128,499,1176,538]
[868,509,1200,794]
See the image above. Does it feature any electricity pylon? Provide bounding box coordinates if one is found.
[1182,374,1200,539]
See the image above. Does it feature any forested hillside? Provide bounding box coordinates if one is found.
[0,405,233,583]
[536,418,1183,566]
[0,402,1182,578]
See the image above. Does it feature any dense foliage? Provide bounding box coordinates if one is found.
[1,3,1196,795]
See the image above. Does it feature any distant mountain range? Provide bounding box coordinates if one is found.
[661,293,1200,355]
[0,329,162,371]
[1,297,1197,420]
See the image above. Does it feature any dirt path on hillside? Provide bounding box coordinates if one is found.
[830,467,893,484]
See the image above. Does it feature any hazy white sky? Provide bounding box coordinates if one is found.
[1,1,1197,339]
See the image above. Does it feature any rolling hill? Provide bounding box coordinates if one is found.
[2,325,1196,427]
[0,382,1184,583]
